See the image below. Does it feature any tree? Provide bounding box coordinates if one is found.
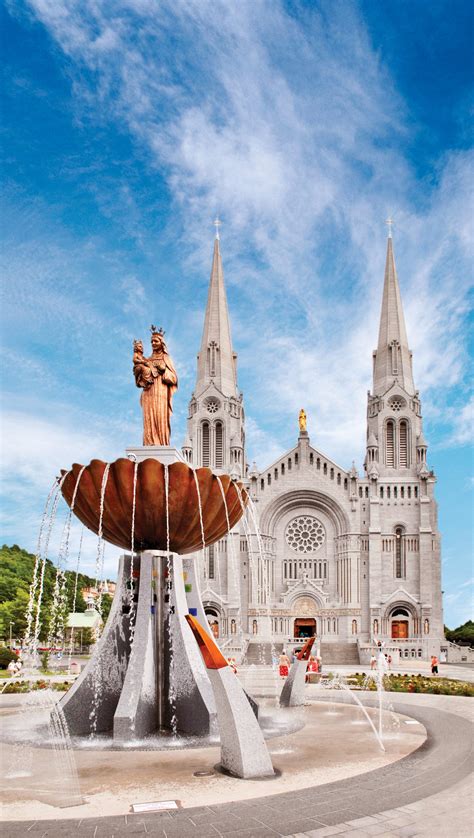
[445,620,474,646]
[0,544,112,643]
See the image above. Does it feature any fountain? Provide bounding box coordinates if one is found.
[50,327,274,777]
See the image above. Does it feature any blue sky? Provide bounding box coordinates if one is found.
[1,0,472,628]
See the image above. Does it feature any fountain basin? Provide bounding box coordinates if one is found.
[60,459,247,554]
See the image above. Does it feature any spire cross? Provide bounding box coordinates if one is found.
[214,216,221,240]
[385,216,394,238]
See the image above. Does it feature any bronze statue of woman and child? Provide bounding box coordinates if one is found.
[133,326,178,446]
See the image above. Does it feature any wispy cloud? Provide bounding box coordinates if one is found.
[2,1,472,613]
[21,0,472,470]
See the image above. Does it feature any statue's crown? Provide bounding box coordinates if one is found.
[150,324,165,336]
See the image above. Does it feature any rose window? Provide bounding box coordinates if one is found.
[285,515,325,553]
[389,396,406,412]
[206,399,220,414]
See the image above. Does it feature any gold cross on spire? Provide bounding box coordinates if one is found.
[385,216,394,238]
[214,216,221,241]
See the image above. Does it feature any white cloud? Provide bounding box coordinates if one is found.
[21,0,472,468]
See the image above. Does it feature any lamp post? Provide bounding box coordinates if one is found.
[9,621,14,649]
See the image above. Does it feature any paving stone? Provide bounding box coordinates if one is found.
[208,817,266,834]
[344,817,382,828]
[214,829,280,838]
[393,826,424,837]
[315,811,368,828]
[303,827,348,837]
[279,821,329,836]
[384,815,418,828]
[355,825,393,836]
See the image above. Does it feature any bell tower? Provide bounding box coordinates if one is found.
[366,229,425,478]
[364,226,443,651]
[183,222,246,477]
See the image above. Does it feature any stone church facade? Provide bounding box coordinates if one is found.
[181,230,444,663]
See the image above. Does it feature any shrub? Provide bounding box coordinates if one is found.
[0,647,18,669]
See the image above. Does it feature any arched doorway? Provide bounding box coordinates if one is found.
[391,607,409,639]
[292,595,319,638]
[205,607,220,639]
[294,618,316,638]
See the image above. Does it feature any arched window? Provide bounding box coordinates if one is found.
[395,527,405,578]
[252,619,258,635]
[373,618,379,635]
[231,619,236,635]
[386,420,395,467]
[380,486,384,499]
[424,618,430,635]
[399,420,409,467]
[208,545,215,579]
[202,422,210,467]
[215,422,223,468]
[352,619,357,634]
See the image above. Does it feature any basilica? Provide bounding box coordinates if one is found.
[180,229,444,664]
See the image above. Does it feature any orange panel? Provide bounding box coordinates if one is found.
[185,614,228,670]
[297,636,315,661]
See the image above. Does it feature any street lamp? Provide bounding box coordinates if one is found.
[9,621,14,649]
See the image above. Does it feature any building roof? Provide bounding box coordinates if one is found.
[67,611,102,629]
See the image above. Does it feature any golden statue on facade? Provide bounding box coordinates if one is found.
[299,408,307,433]
[133,327,178,446]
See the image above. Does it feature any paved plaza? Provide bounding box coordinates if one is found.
[2,687,473,838]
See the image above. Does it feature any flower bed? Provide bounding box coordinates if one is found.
[347,672,474,696]
[2,680,71,694]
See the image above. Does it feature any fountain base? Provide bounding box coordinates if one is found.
[60,552,217,739]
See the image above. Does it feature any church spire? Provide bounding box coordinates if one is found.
[196,224,237,397]
[372,233,415,396]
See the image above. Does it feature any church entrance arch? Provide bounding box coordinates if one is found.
[390,607,410,639]
[291,595,319,638]
[204,607,220,639]
[294,618,316,638]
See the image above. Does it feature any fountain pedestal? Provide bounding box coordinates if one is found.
[125,446,186,466]
[61,552,217,739]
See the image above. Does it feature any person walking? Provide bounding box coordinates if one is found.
[431,655,439,675]
[370,652,377,670]
[279,651,291,678]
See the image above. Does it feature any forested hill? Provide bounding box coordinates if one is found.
[0,543,111,641]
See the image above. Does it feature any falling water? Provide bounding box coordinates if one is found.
[68,527,84,673]
[246,494,280,697]
[234,483,278,685]
[164,465,177,736]
[192,469,207,586]
[321,673,385,751]
[216,477,245,654]
[49,696,83,805]
[24,480,58,651]
[89,463,110,738]
[48,466,87,652]
[376,648,389,738]
[31,472,71,662]
[129,459,139,643]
